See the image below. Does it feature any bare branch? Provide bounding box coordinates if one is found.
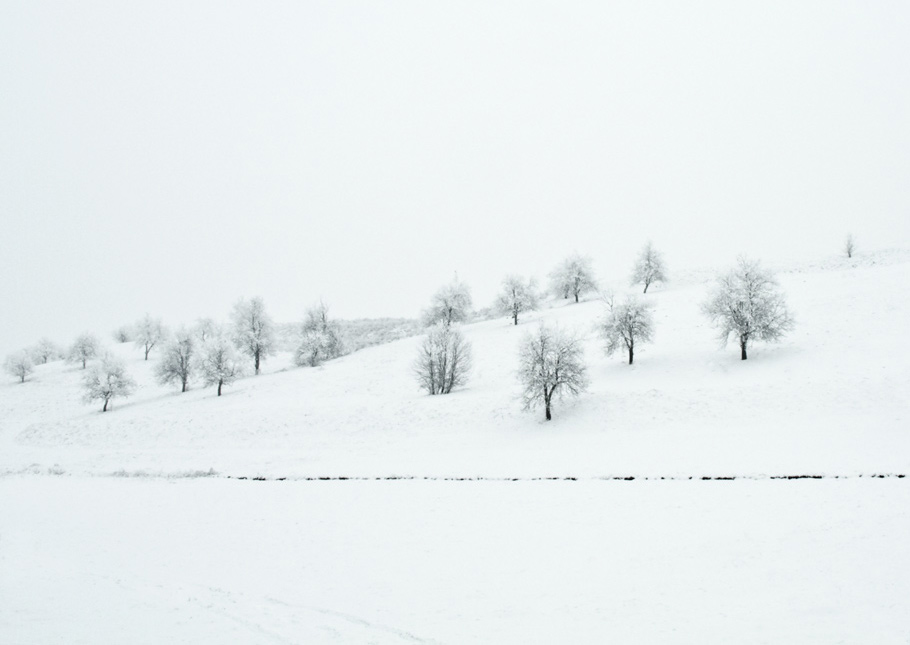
[518,324,588,420]
[702,257,794,360]
[413,323,472,395]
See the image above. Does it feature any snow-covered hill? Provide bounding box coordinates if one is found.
[2,250,908,479]
[3,251,910,645]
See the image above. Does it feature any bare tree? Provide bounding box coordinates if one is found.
[4,351,34,383]
[31,337,61,364]
[549,254,598,303]
[231,296,276,375]
[599,296,655,365]
[197,334,243,396]
[702,257,795,360]
[518,324,589,421]
[134,314,166,360]
[112,325,133,343]
[631,241,668,293]
[193,318,218,343]
[155,328,195,392]
[844,233,856,259]
[83,354,136,412]
[68,333,99,369]
[413,322,472,395]
[496,275,540,325]
[422,278,473,327]
[295,301,344,367]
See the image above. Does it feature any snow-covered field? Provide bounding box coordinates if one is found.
[2,251,909,643]
[4,477,909,644]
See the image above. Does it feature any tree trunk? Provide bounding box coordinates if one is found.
[103,399,109,412]
[145,346,150,360]
[575,293,579,303]
[643,282,649,294]
[628,344,634,365]
[182,380,187,393]
[513,313,518,325]
[545,402,551,421]
[82,358,87,369]
[255,350,260,375]
[217,380,222,396]
[740,338,748,360]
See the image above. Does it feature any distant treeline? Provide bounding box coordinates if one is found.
[275,318,422,354]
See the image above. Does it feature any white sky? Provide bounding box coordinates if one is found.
[2,1,909,356]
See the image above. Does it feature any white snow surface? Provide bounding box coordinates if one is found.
[2,250,909,643]
[2,251,908,479]
[3,476,909,644]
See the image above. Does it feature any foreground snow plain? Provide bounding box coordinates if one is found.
[2,251,909,643]
[4,477,909,644]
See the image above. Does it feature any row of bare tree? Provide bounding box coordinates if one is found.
[413,254,795,421]
[3,295,348,411]
[5,238,826,418]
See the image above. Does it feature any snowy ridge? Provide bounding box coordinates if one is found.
[1,249,909,479]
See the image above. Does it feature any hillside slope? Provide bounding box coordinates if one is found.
[2,251,908,478]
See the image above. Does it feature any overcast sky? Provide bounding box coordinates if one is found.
[2,1,909,357]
